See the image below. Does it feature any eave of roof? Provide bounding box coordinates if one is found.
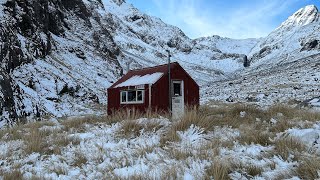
[109,62,179,89]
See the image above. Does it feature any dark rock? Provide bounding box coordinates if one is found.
[301,39,320,51]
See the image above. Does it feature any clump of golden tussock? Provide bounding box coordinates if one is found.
[160,107,210,145]
[168,149,194,161]
[269,118,295,133]
[52,166,67,176]
[205,160,231,180]
[2,169,23,180]
[238,128,273,146]
[0,121,54,142]
[160,166,179,180]
[117,120,144,138]
[23,128,50,154]
[273,137,306,160]
[108,108,144,122]
[174,106,213,132]
[243,164,263,177]
[49,132,80,155]
[73,152,88,167]
[117,119,163,138]
[265,104,298,119]
[0,125,24,142]
[61,116,105,132]
[296,156,320,179]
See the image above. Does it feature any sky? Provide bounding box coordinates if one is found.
[126,0,320,39]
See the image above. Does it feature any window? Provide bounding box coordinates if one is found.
[173,82,182,96]
[120,90,144,104]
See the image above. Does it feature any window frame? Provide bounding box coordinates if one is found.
[120,89,145,104]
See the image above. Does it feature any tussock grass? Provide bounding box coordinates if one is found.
[117,120,162,138]
[206,160,230,180]
[274,137,306,160]
[52,166,67,176]
[161,106,215,145]
[296,156,320,179]
[73,152,88,167]
[49,133,80,155]
[2,103,320,179]
[0,121,54,142]
[160,167,179,180]
[118,120,144,138]
[61,116,106,132]
[238,128,273,146]
[168,149,193,161]
[269,118,294,133]
[2,169,23,180]
[244,164,263,177]
[266,104,298,119]
[23,128,50,154]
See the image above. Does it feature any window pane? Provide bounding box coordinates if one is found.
[128,90,136,101]
[173,83,181,96]
[121,92,126,102]
[137,91,143,101]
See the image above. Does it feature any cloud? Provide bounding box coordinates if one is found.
[150,0,300,39]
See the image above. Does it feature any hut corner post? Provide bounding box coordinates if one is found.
[166,50,172,115]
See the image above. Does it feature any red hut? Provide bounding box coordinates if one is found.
[107,62,199,118]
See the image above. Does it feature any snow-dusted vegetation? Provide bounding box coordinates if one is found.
[1,104,320,179]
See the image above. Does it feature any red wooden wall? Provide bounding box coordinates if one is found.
[107,63,199,114]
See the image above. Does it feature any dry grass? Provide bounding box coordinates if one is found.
[205,160,230,180]
[296,156,320,179]
[168,149,193,161]
[49,133,80,155]
[266,104,297,118]
[52,166,67,176]
[274,137,306,160]
[2,170,23,180]
[118,108,167,121]
[0,121,54,142]
[160,167,179,180]
[73,152,88,167]
[117,120,163,138]
[269,118,295,133]
[160,106,215,146]
[1,103,320,179]
[117,120,144,138]
[238,129,273,146]
[244,164,263,177]
[23,128,51,155]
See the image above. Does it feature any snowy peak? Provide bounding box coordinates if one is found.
[278,5,319,29]
[110,0,126,6]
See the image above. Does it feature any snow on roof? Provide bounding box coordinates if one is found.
[115,72,163,88]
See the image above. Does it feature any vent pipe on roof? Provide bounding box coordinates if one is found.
[126,59,134,72]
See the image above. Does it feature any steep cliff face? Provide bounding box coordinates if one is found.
[0,0,125,126]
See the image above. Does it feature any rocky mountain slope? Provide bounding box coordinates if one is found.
[204,5,320,106]
[0,0,319,127]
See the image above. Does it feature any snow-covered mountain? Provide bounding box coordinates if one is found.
[249,5,320,65]
[204,5,320,106]
[0,0,319,127]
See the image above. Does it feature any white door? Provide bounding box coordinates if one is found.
[172,80,184,119]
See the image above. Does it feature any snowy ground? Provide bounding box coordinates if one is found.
[1,105,320,179]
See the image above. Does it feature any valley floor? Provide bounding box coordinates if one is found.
[1,104,320,179]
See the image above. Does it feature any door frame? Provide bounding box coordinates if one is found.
[171,80,184,118]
